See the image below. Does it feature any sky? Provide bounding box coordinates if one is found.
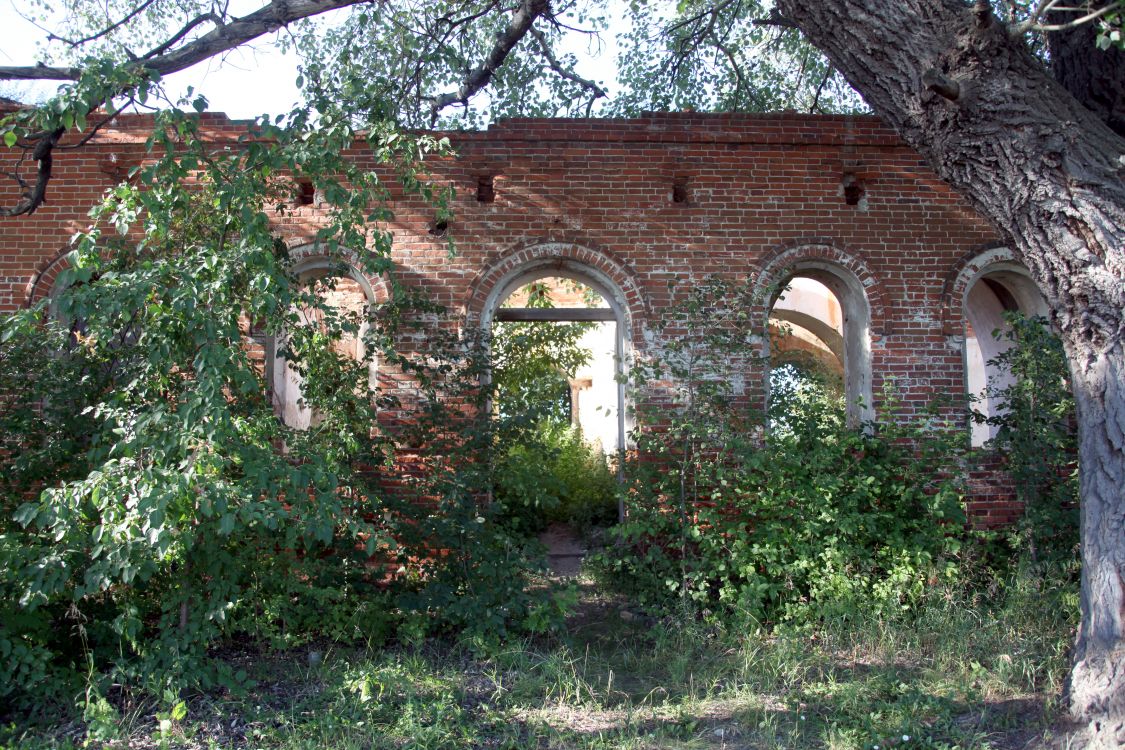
[0,0,304,118]
[0,0,622,121]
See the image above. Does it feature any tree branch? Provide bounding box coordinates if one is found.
[0,0,373,82]
[529,26,607,101]
[1017,1,1119,33]
[425,0,551,123]
[1,0,377,217]
[47,0,162,48]
[1,127,64,217]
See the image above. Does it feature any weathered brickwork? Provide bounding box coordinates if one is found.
[1,111,1030,524]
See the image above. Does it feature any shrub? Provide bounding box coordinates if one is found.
[592,279,967,625]
[494,420,618,535]
[976,312,1078,568]
[0,110,571,718]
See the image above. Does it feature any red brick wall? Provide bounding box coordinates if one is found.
[0,111,1024,523]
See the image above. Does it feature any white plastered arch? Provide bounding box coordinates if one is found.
[270,252,379,430]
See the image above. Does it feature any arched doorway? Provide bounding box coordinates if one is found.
[766,264,873,426]
[270,256,378,430]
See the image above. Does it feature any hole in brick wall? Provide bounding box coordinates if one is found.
[477,175,495,203]
[672,177,690,204]
[429,219,449,237]
[842,174,865,206]
[295,180,315,206]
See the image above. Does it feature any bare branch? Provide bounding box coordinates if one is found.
[1017,2,1119,33]
[425,0,551,122]
[751,9,799,29]
[809,64,834,112]
[0,0,373,82]
[140,12,228,61]
[57,98,134,150]
[529,26,607,100]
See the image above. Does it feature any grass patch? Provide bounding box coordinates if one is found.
[0,576,1075,750]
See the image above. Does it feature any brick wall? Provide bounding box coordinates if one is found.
[0,111,1024,524]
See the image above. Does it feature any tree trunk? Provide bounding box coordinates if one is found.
[776,0,1125,737]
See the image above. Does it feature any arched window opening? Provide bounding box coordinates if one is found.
[962,265,1048,447]
[767,270,872,426]
[271,260,376,430]
[492,275,619,455]
[480,259,633,531]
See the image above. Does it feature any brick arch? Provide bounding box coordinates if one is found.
[463,238,648,344]
[22,247,74,309]
[752,239,886,336]
[286,242,389,304]
[938,243,1025,335]
[752,240,882,425]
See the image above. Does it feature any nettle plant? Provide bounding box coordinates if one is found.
[0,99,566,714]
[596,278,968,625]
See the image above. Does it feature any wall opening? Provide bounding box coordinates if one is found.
[962,264,1048,447]
[490,274,622,457]
[766,266,872,426]
[271,259,376,430]
[479,257,634,526]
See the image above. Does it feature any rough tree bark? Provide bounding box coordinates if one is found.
[776,0,1125,741]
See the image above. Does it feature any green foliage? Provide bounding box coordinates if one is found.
[491,287,593,426]
[488,280,615,536]
[612,0,866,115]
[0,569,1078,748]
[977,313,1078,567]
[495,420,618,535]
[0,99,571,719]
[289,1,613,129]
[594,278,967,624]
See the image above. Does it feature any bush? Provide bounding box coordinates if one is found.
[494,420,618,535]
[0,112,571,719]
[976,312,1078,568]
[592,279,967,625]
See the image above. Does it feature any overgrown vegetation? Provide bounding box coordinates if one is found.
[594,279,968,626]
[593,284,1079,631]
[0,580,1077,749]
[1,261,1080,744]
[490,281,617,536]
[974,312,1079,568]
[0,108,570,720]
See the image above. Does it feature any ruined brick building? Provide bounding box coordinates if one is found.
[0,112,1045,524]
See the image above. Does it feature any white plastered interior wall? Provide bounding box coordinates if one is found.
[962,263,1049,447]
